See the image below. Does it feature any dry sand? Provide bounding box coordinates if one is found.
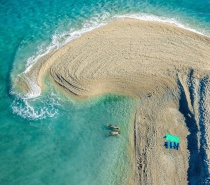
[20,18,210,184]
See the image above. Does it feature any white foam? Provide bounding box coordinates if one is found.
[11,93,60,120]
[24,13,110,74]
[15,12,208,99]
[114,13,205,36]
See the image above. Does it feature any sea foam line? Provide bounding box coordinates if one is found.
[24,14,109,74]
[114,13,205,36]
[18,13,208,99]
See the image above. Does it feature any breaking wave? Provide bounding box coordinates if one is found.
[11,92,60,120]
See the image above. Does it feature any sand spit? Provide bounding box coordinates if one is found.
[21,19,210,184]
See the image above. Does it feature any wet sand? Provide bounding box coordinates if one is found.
[21,18,210,184]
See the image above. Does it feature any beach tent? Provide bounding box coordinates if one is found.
[165,134,180,150]
[165,134,180,143]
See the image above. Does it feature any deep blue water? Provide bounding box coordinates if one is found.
[1,0,210,184]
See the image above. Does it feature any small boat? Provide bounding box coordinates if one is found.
[109,131,120,136]
[108,124,120,130]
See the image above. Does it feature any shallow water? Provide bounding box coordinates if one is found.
[1,0,210,184]
[2,80,136,185]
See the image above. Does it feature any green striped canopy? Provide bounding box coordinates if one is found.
[165,134,180,143]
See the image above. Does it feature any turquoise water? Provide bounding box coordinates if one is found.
[1,0,210,184]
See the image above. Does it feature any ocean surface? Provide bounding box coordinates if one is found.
[1,0,210,184]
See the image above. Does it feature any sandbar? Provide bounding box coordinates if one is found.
[19,18,210,184]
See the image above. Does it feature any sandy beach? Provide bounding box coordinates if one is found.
[20,18,210,184]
